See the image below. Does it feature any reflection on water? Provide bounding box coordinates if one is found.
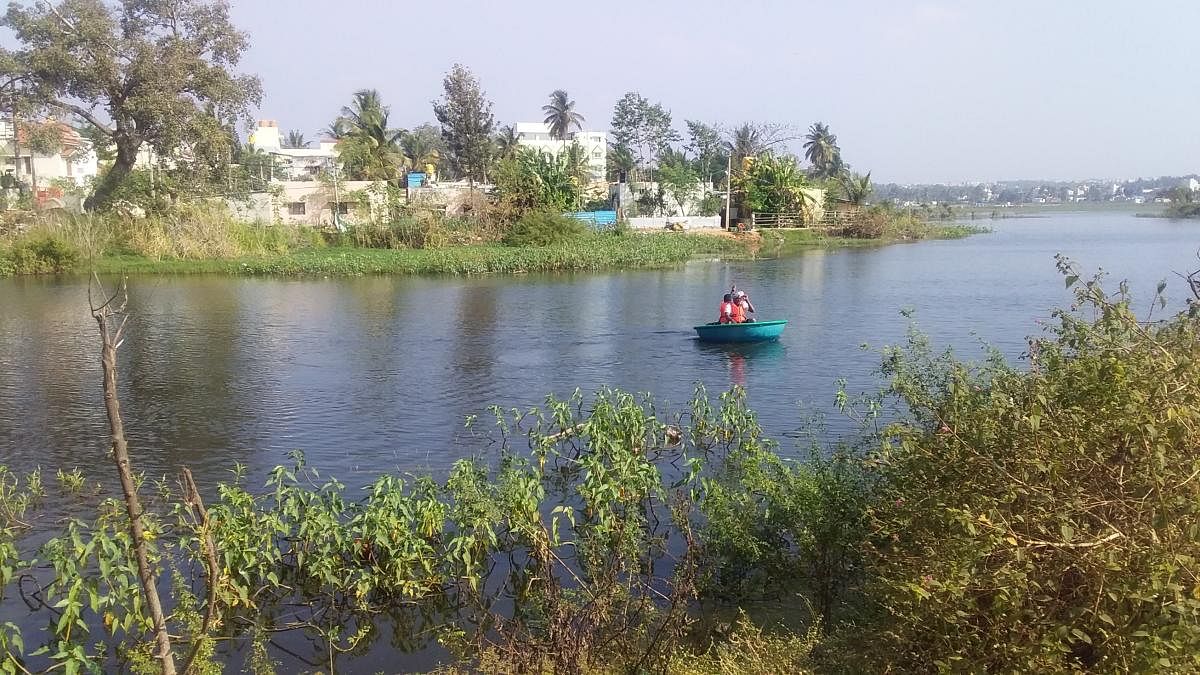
[0,212,1194,495]
[693,340,787,388]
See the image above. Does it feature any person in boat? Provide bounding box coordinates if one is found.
[718,293,745,324]
[733,289,756,322]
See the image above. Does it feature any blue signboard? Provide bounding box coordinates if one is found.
[566,210,618,227]
[407,172,426,188]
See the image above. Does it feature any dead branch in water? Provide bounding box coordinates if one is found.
[89,274,177,675]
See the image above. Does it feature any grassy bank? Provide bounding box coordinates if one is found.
[83,232,752,276]
[0,208,988,279]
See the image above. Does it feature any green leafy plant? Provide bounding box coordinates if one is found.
[502,210,587,247]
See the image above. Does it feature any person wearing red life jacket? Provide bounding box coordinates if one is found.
[718,293,741,323]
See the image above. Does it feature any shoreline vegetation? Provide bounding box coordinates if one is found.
[1,263,1196,673]
[0,209,985,279]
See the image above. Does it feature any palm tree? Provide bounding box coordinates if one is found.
[401,130,440,173]
[803,122,842,179]
[334,89,406,181]
[494,124,519,159]
[839,171,873,205]
[283,130,308,149]
[321,118,351,140]
[542,90,585,140]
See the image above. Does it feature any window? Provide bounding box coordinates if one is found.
[592,150,602,159]
[328,202,350,215]
[288,202,306,215]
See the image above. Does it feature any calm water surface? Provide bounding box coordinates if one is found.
[0,212,1193,491]
[0,211,1193,671]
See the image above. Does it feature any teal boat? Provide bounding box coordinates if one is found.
[694,319,787,343]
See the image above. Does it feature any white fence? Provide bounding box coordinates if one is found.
[627,216,722,230]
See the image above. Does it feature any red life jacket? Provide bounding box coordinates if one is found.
[719,301,736,323]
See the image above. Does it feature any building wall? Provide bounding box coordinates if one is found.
[514,122,607,184]
[228,180,387,227]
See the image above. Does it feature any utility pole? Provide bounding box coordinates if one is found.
[329,157,341,231]
[724,153,732,231]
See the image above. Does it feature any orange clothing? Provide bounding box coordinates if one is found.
[719,302,746,323]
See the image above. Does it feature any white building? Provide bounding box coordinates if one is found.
[247,120,338,181]
[1187,178,1200,193]
[0,119,99,190]
[514,122,606,184]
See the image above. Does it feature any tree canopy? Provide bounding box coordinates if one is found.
[2,0,261,210]
[542,89,584,140]
[610,92,678,171]
[432,64,495,183]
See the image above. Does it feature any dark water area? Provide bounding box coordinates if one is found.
[0,212,1194,492]
[0,211,1194,671]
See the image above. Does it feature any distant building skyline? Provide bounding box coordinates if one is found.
[224,0,1199,185]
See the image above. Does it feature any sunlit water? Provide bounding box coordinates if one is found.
[0,211,1194,670]
[0,212,1193,492]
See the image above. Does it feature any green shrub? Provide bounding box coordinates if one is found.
[502,210,587,247]
[6,234,80,274]
[846,259,1200,672]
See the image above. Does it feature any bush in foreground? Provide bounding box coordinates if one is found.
[502,210,587,247]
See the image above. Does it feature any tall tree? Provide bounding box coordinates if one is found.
[334,89,405,181]
[542,89,584,140]
[838,171,873,205]
[432,64,495,183]
[401,124,444,173]
[3,0,261,210]
[685,120,728,188]
[610,92,679,171]
[494,124,519,159]
[803,122,843,179]
[283,129,308,149]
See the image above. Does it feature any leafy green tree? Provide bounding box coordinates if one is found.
[606,143,635,183]
[433,63,496,183]
[494,124,519,159]
[738,152,818,219]
[401,124,444,175]
[3,0,261,211]
[321,118,350,140]
[686,120,728,188]
[803,122,843,179]
[542,89,584,140]
[283,130,308,149]
[838,171,873,205]
[492,147,583,215]
[658,158,699,216]
[334,89,405,181]
[610,92,679,171]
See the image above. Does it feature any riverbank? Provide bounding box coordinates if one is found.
[1,223,987,278]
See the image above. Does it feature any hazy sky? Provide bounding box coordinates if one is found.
[228,0,1198,184]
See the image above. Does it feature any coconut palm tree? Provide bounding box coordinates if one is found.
[401,129,441,173]
[803,122,842,179]
[542,90,585,140]
[494,124,519,159]
[334,89,406,182]
[839,171,873,205]
[321,118,351,140]
[283,130,308,149]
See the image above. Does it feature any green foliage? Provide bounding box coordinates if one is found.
[542,89,585,140]
[433,64,496,182]
[658,159,700,216]
[738,152,819,220]
[332,89,407,182]
[610,92,679,170]
[846,260,1200,672]
[3,0,262,210]
[2,233,80,274]
[803,122,843,179]
[491,148,586,216]
[502,210,586,247]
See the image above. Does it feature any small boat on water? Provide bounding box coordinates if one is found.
[694,319,787,343]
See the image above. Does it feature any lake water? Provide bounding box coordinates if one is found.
[0,212,1193,493]
[0,210,1193,671]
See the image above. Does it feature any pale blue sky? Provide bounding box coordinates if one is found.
[229,0,1198,184]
